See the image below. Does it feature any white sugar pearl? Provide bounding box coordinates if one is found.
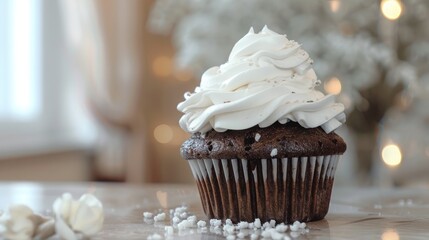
[270,230,283,240]
[226,235,236,240]
[290,231,301,238]
[275,223,288,232]
[255,133,261,142]
[165,226,174,235]
[213,219,222,227]
[143,212,153,218]
[179,212,188,219]
[270,148,278,157]
[197,220,206,228]
[147,233,162,240]
[290,224,299,232]
[238,221,249,229]
[172,216,180,224]
[223,224,235,234]
[261,230,271,238]
[210,219,217,226]
[175,206,187,213]
[254,218,262,228]
[154,213,166,222]
[283,235,291,240]
[237,232,246,238]
[178,220,192,230]
[263,222,271,229]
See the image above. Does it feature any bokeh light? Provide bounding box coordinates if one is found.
[329,0,340,13]
[152,56,172,77]
[381,0,403,20]
[170,126,188,145]
[382,144,402,167]
[156,190,168,209]
[381,229,400,240]
[154,124,173,144]
[324,77,342,95]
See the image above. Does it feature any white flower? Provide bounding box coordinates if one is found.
[0,204,54,240]
[53,193,104,240]
[0,205,35,240]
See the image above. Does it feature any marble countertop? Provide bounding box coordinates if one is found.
[1,182,428,239]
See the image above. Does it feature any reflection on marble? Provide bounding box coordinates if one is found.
[5,182,44,210]
[1,183,429,239]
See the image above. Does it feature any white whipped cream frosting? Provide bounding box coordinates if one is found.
[53,193,104,240]
[178,26,345,133]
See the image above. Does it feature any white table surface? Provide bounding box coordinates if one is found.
[1,182,429,239]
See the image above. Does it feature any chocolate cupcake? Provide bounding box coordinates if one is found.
[177,26,346,223]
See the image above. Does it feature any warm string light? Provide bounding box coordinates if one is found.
[329,0,341,13]
[381,229,400,240]
[152,56,172,77]
[381,0,403,20]
[382,144,402,167]
[154,124,173,144]
[153,124,188,145]
[324,77,342,95]
[156,191,168,209]
[152,56,193,82]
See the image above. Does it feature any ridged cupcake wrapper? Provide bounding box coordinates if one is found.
[188,155,341,223]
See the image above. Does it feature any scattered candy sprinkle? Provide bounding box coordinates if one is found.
[143,205,309,239]
[143,212,153,218]
[153,212,166,222]
[147,233,162,240]
[270,148,278,157]
[255,133,261,142]
[164,226,174,235]
[197,220,206,228]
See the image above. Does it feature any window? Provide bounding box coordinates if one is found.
[0,0,41,121]
[0,0,95,157]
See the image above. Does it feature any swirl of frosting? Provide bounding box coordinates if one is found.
[178,26,345,133]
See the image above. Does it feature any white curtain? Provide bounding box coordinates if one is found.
[60,0,149,182]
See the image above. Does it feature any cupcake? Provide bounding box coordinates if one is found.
[177,26,346,223]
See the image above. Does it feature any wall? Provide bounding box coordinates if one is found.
[0,150,93,181]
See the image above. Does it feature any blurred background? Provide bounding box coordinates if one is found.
[0,0,428,187]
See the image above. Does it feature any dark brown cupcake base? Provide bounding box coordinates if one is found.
[188,155,339,223]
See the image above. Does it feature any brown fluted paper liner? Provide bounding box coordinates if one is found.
[188,155,340,223]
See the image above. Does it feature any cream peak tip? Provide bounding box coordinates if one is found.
[260,25,277,35]
[248,27,255,34]
[262,25,269,31]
